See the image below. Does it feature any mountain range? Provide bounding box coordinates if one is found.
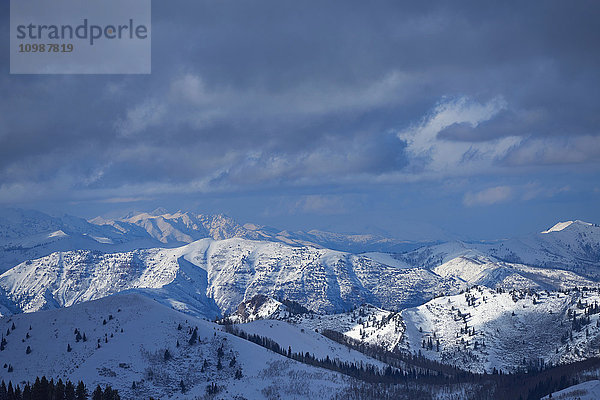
[1,208,600,399]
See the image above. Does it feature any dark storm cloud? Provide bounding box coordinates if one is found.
[0,0,599,220]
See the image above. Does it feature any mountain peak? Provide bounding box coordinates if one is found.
[149,207,171,216]
[541,220,593,234]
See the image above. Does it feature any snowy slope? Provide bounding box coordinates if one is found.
[398,220,600,278]
[227,295,289,323]
[541,379,600,400]
[0,246,221,318]
[290,304,405,351]
[0,208,162,273]
[93,209,427,253]
[237,319,389,370]
[0,237,461,318]
[485,220,600,277]
[399,287,600,373]
[282,287,600,374]
[432,255,595,291]
[0,293,355,399]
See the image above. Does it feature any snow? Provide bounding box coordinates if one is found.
[541,379,600,400]
[362,252,411,268]
[398,287,600,373]
[2,228,596,327]
[48,230,68,239]
[398,220,600,279]
[238,319,389,370]
[542,220,593,234]
[0,293,355,399]
[542,221,577,233]
[290,305,404,351]
[432,256,595,291]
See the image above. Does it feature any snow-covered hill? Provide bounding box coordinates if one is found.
[486,220,600,277]
[226,295,313,324]
[0,208,161,273]
[289,304,404,351]
[398,220,600,278]
[237,319,390,370]
[0,293,359,399]
[98,209,427,253]
[542,379,600,400]
[1,234,596,323]
[0,237,461,318]
[281,286,600,374]
[313,287,600,373]
[432,255,595,291]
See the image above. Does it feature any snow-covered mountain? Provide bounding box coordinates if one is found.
[0,293,365,399]
[399,286,600,373]
[287,286,600,374]
[96,209,427,252]
[0,208,161,273]
[1,213,600,399]
[0,238,458,318]
[0,207,427,275]
[1,233,596,323]
[431,254,596,291]
[113,210,264,244]
[397,220,600,279]
[486,220,600,276]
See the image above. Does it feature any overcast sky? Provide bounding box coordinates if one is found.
[1,1,599,240]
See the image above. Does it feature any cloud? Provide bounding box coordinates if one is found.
[397,96,522,176]
[463,186,513,206]
[463,182,572,207]
[501,135,600,166]
[290,195,349,215]
[0,0,599,238]
[115,100,167,137]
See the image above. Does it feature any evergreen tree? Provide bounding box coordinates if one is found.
[55,379,66,400]
[65,381,75,400]
[22,384,32,400]
[103,385,120,400]
[92,385,102,400]
[75,381,87,400]
[188,327,198,345]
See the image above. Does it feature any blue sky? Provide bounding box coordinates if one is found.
[1,1,599,240]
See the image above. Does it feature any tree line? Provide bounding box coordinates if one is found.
[0,377,120,400]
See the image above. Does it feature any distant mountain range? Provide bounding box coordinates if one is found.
[0,208,428,272]
[397,220,600,279]
[0,213,598,320]
[1,208,600,398]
